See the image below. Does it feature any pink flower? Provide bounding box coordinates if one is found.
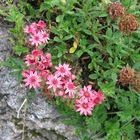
[41,70,50,80]
[25,54,35,66]
[22,69,35,78]
[29,32,42,47]
[24,21,49,46]
[45,53,51,59]
[71,74,76,80]
[92,91,104,105]
[30,22,38,32]
[24,25,35,34]
[24,22,37,35]
[75,98,94,116]
[79,85,94,101]
[75,86,105,115]
[41,31,49,44]
[23,71,41,89]
[35,62,45,71]
[42,53,52,68]
[46,75,62,92]
[55,90,65,97]
[24,49,53,71]
[38,20,46,29]
[32,49,43,57]
[65,80,76,98]
[24,25,31,33]
[55,64,71,77]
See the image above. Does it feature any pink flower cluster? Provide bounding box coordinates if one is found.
[47,64,76,99]
[76,85,104,116]
[22,49,52,89]
[22,21,104,116]
[23,49,76,99]
[22,49,104,116]
[24,20,49,47]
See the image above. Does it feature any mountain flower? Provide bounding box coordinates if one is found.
[46,75,62,92]
[23,71,41,89]
[76,98,93,116]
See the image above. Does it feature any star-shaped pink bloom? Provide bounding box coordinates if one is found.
[64,80,76,98]
[24,22,38,35]
[23,71,41,89]
[37,20,46,29]
[75,98,94,116]
[91,91,105,105]
[40,31,49,44]
[46,75,62,92]
[22,69,35,78]
[24,25,35,34]
[29,32,42,47]
[41,70,50,80]
[32,49,43,57]
[79,85,94,101]
[42,53,52,68]
[25,54,35,66]
[55,64,71,77]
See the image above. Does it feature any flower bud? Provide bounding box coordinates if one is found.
[108,2,125,20]
[119,14,139,33]
[118,66,135,86]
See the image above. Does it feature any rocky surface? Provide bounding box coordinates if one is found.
[0,26,79,140]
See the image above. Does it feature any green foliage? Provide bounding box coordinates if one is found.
[1,57,24,81]
[13,45,29,56]
[0,4,29,56]
[1,0,140,139]
[86,105,107,132]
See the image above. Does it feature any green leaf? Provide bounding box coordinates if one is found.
[76,50,83,58]
[106,28,112,38]
[105,119,121,140]
[111,72,117,83]
[92,33,100,43]
[121,123,135,140]
[86,105,107,132]
[39,44,46,49]
[89,73,98,80]
[13,45,29,56]
[54,36,63,43]
[56,15,64,23]
[117,112,132,122]
[98,82,116,97]
[6,7,24,22]
[63,35,73,41]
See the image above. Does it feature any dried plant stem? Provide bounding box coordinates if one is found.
[17,98,27,118]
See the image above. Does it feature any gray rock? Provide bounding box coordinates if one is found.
[0,25,79,140]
